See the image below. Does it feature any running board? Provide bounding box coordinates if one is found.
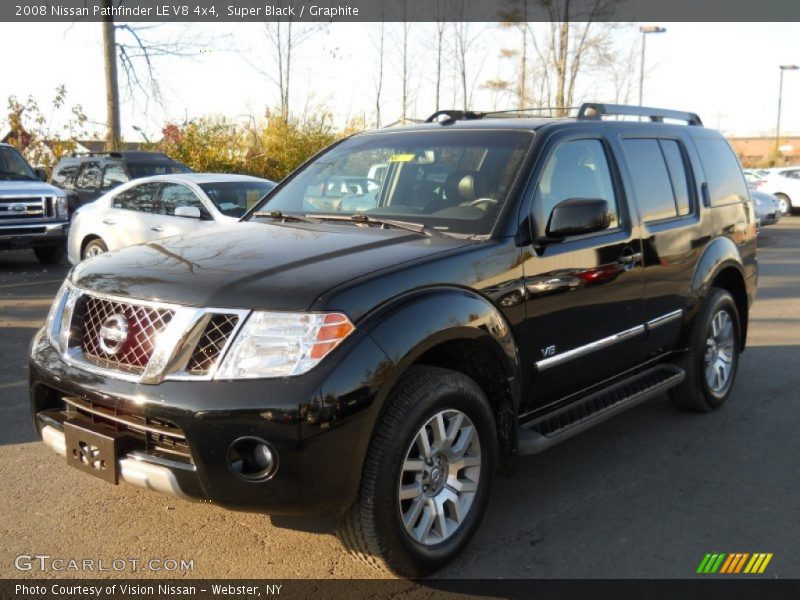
[517,365,685,455]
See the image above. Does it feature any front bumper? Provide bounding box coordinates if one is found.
[0,222,68,249]
[29,326,392,516]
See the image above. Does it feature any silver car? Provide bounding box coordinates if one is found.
[751,190,782,228]
[67,173,275,263]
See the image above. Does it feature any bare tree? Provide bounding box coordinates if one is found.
[528,0,617,115]
[101,0,120,149]
[431,2,449,112]
[373,22,386,128]
[498,0,532,109]
[452,21,486,111]
[400,21,411,119]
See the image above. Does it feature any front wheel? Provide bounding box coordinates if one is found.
[82,238,108,260]
[670,288,741,411]
[774,193,792,216]
[338,366,496,577]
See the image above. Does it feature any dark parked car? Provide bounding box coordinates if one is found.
[50,151,191,210]
[30,104,757,577]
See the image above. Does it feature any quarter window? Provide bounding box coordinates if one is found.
[694,138,748,207]
[534,139,620,233]
[112,183,159,213]
[158,183,205,216]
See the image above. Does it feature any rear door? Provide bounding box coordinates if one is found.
[150,182,215,240]
[616,133,711,355]
[520,133,646,410]
[105,182,160,250]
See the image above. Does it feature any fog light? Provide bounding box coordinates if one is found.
[228,437,278,481]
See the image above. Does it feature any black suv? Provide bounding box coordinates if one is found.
[30,104,757,577]
[50,151,190,209]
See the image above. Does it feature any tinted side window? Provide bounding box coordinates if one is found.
[76,162,102,189]
[622,139,677,222]
[112,183,159,213]
[659,140,692,216]
[694,138,748,207]
[101,164,129,190]
[52,163,78,188]
[535,139,620,232]
[157,183,204,216]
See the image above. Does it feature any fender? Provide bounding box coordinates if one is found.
[690,235,746,305]
[360,286,521,404]
[679,235,750,349]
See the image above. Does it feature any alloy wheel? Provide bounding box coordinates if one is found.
[705,309,736,393]
[398,409,481,546]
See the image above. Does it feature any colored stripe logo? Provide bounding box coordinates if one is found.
[697,553,773,574]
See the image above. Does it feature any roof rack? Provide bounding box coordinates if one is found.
[424,103,703,127]
[577,103,703,126]
[425,107,577,123]
[68,151,123,158]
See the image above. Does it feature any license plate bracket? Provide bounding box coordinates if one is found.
[64,421,120,484]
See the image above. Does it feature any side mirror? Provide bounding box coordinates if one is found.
[545,198,612,240]
[174,205,201,219]
[34,167,48,181]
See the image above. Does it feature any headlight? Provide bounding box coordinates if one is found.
[216,312,355,379]
[45,280,79,352]
[55,196,68,220]
[45,281,70,350]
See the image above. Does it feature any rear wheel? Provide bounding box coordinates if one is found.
[670,288,741,411]
[774,193,792,216]
[338,366,495,577]
[82,238,107,260]
[33,244,66,265]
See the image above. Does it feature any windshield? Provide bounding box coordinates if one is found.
[199,180,276,217]
[251,129,533,236]
[0,146,36,180]
[128,162,191,178]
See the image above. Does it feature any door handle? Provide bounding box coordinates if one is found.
[150,225,164,232]
[102,219,115,225]
[619,251,642,265]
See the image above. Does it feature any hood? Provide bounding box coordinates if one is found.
[0,180,65,197]
[71,221,474,310]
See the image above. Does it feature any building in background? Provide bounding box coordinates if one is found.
[728,136,800,168]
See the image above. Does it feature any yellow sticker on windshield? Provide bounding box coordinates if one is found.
[388,153,415,162]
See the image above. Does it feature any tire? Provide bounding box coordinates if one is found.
[670,288,741,412]
[774,193,792,216]
[33,244,66,265]
[82,238,108,260]
[338,366,496,577]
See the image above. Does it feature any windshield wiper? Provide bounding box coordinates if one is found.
[252,210,319,224]
[308,213,435,236]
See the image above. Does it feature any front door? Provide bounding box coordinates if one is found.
[520,135,645,411]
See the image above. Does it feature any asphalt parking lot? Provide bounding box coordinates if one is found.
[1,219,799,580]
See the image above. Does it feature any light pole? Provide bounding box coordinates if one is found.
[639,26,666,106]
[776,64,799,158]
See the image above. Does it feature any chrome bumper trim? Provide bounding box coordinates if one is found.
[40,424,191,500]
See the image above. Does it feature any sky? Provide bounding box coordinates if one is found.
[1,21,799,141]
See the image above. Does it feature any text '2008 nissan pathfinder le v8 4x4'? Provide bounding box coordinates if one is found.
[30,104,756,577]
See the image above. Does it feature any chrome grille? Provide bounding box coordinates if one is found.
[0,197,47,221]
[80,296,174,373]
[186,314,239,374]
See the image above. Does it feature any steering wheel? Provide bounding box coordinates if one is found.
[468,197,499,208]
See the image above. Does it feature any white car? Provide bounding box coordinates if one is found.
[67,173,275,263]
[755,168,800,215]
